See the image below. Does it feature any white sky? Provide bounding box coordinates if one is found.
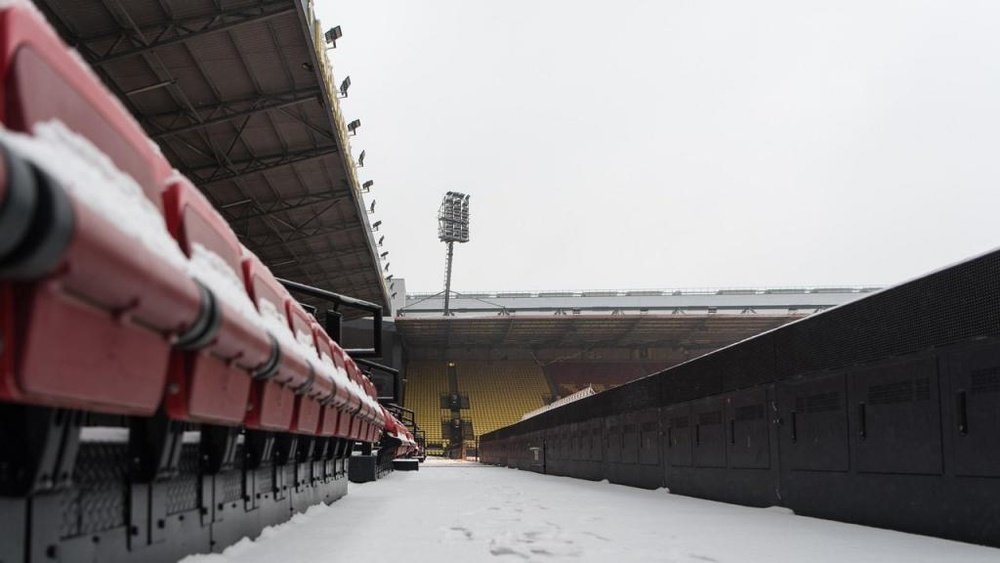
[315,1,1000,294]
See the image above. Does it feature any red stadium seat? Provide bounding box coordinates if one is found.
[162,178,276,424]
[284,302,325,435]
[241,251,318,431]
[314,330,355,438]
[341,357,365,440]
[0,6,209,415]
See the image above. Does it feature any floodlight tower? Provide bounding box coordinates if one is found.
[437,191,470,316]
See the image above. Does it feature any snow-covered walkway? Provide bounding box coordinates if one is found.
[182,459,999,563]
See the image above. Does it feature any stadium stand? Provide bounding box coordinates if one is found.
[403,360,553,450]
[456,361,551,438]
[403,361,450,449]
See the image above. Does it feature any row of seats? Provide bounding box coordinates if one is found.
[402,361,450,446]
[456,361,551,438]
[380,405,418,458]
[0,4,383,441]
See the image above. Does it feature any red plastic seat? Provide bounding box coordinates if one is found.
[284,302,328,435]
[241,251,318,431]
[0,6,207,415]
[314,331,355,438]
[341,356,367,440]
[162,179,276,424]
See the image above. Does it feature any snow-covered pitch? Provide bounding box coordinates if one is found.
[182,459,998,563]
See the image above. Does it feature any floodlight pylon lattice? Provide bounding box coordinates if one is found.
[438,192,470,316]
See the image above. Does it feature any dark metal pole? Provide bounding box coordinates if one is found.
[325,309,342,344]
[276,277,383,358]
[443,241,454,316]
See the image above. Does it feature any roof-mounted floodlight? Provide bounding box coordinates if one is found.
[324,26,342,48]
[362,180,373,193]
[347,119,361,135]
[372,220,382,231]
[380,251,389,259]
[358,150,366,167]
[339,76,351,98]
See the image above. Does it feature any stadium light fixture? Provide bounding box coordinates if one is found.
[347,119,361,135]
[362,180,373,193]
[438,191,471,316]
[372,220,382,231]
[358,150,366,168]
[324,26,342,49]
[369,200,376,213]
[377,235,384,246]
[339,76,351,98]
[380,251,389,259]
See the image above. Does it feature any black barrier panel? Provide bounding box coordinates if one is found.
[774,251,1000,380]
[638,409,660,466]
[622,413,640,465]
[692,397,726,468]
[850,356,942,476]
[660,361,724,405]
[944,339,1000,477]
[777,372,850,472]
[479,250,1000,547]
[712,334,778,392]
[571,422,585,462]
[663,404,693,467]
[606,416,623,463]
[727,387,771,470]
[588,421,603,462]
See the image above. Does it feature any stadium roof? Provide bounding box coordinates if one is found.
[394,315,799,350]
[400,286,877,317]
[33,0,390,314]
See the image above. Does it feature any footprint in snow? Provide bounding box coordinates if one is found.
[444,526,474,541]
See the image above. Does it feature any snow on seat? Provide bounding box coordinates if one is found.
[313,327,355,438]
[241,250,318,431]
[0,5,209,414]
[342,355,383,442]
[284,301,329,435]
[362,377,385,442]
[163,178,278,424]
[381,409,416,457]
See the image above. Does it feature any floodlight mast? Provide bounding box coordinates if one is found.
[437,192,470,316]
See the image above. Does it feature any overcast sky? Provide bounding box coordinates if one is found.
[315,1,1000,294]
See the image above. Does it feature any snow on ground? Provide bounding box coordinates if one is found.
[181,458,999,563]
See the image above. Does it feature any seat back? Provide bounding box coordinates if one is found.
[0,6,202,415]
[162,178,273,423]
[0,7,171,201]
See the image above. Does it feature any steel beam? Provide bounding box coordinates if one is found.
[250,223,366,253]
[88,2,296,66]
[184,145,339,186]
[150,89,321,138]
[230,193,348,222]
[266,247,371,268]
